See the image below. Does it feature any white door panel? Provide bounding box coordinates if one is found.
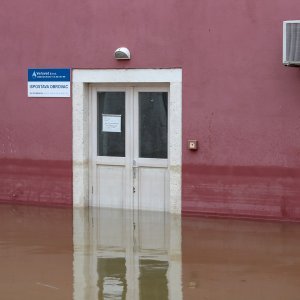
[137,167,167,212]
[97,165,126,208]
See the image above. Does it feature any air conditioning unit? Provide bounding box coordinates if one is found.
[283,20,300,66]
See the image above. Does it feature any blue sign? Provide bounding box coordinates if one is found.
[28,68,70,82]
[28,68,70,97]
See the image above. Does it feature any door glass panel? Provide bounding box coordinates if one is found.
[97,92,125,157]
[139,92,168,158]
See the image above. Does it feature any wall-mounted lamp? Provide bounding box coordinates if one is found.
[114,47,131,60]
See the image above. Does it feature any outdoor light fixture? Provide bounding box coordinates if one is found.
[114,47,131,60]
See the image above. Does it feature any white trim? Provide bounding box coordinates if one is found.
[72,68,182,214]
[283,20,300,65]
[72,82,89,207]
[283,20,300,23]
[73,68,182,83]
[283,21,287,64]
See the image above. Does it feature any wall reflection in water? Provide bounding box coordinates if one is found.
[73,208,182,300]
[182,216,300,300]
[0,204,73,300]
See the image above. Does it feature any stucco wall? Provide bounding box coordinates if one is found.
[1,0,300,218]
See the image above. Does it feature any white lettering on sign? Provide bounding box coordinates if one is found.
[102,114,121,132]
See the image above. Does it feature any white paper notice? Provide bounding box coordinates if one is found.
[102,114,121,132]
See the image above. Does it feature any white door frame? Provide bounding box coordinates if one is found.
[72,69,182,214]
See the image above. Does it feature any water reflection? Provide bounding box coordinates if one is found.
[0,204,73,300]
[98,257,127,299]
[73,208,182,300]
[182,217,300,300]
[2,204,300,300]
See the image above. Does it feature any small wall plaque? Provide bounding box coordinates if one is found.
[28,68,70,98]
[188,140,198,150]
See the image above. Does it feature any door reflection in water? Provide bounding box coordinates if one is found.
[98,258,127,299]
[139,259,169,300]
[73,207,182,300]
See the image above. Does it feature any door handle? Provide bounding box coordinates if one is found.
[132,165,138,179]
[133,160,138,179]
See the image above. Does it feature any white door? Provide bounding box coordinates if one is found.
[90,85,169,211]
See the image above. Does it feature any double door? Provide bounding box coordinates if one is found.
[90,85,169,211]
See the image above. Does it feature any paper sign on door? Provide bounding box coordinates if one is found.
[102,114,121,132]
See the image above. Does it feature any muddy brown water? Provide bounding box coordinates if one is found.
[1,204,300,300]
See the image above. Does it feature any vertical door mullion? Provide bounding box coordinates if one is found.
[126,87,135,210]
[90,86,97,206]
[133,88,140,211]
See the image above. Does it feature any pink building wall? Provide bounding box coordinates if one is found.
[1,0,300,219]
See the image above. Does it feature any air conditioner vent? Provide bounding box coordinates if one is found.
[283,21,300,66]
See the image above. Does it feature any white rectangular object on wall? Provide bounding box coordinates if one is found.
[28,68,71,97]
[283,21,300,66]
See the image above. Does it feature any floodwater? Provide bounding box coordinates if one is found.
[1,205,300,299]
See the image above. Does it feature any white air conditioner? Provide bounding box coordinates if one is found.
[283,20,300,66]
